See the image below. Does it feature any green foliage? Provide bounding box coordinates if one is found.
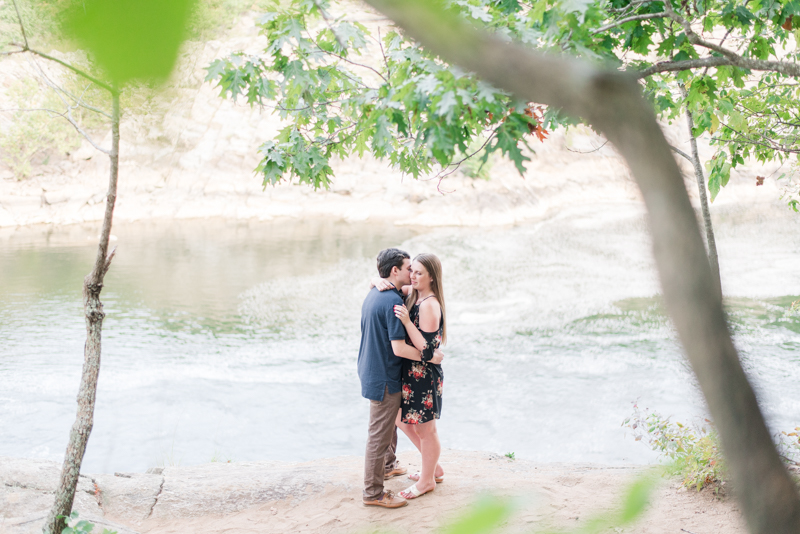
[540,474,658,534]
[777,425,800,465]
[0,0,70,50]
[0,74,106,179]
[188,0,265,41]
[533,0,800,207]
[430,473,657,534]
[205,0,553,189]
[61,0,198,85]
[59,512,117,534]
[1,0,255,181]
[204,0,800,207]
[438,495,514,534]
[504,451,516,460]
[623,405,726,491]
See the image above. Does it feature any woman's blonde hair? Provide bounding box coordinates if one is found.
[406,253,447,345]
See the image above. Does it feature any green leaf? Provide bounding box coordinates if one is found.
[619,475,657,523]
[61,0,197,85]
[734,5,755,25]
[438,495,513,534]
[530,0,548,23]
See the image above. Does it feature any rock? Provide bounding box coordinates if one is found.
[1,512,141,534]
[0,458,114,533]
[93,473,164,525]
[0,457,61,493]
[150,460,350,519]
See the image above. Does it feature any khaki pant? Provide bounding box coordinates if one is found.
[363,386,401,500]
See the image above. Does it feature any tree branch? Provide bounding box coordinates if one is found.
[435,128,498,180]
[635,56,731,78]
[28,59,112,155]
[591,12,667,35]
[312,0,347,50]
[10,42,117,95]
[58,83,113,119]
[670,144,692,162]
[11,0,28,49]
[608,0,658,13]
[565,138,610,153]
[661,0,800,77]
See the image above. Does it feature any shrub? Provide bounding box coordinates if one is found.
[623,404,725,492]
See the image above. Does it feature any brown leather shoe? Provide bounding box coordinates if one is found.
[363,490,408,508]
[384,463,408,479]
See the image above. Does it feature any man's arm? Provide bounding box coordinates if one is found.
[391,340,445,365]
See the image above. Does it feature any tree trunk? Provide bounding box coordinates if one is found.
[364,1,800,531]
[43,90,119,534]
[681,89,722,296]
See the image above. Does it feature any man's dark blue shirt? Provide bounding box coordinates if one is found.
[357,286,407,401]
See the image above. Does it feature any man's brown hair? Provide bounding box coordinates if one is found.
[376,248,410,278]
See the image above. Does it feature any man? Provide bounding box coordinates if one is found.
[358,248,443,508]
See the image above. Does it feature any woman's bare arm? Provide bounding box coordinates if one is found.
[391,339,423,361]
[370,277,410,294]
[395,299,441,354]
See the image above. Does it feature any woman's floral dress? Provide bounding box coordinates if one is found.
[401,297,444,425]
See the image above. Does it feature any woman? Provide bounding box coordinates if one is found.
[374,253,446,499]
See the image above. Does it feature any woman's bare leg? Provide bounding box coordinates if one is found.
[396,410,421,449]
[396,411,444,479]
[410,419,440,493]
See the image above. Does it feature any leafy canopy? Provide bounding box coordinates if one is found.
[207,0,800,208]
[205,0,554,190]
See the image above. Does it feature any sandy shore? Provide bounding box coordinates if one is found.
[1,450,746,534]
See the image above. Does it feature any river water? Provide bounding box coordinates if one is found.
[1,203,799,473]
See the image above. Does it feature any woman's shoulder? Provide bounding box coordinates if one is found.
[418,296,441,314]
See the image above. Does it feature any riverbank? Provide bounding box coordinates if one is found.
[1,450,745,534]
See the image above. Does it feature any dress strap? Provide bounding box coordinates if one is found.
[417,294,436,305]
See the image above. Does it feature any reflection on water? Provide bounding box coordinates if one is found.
[1,207,799,473]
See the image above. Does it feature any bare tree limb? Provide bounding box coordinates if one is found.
[670,144,692,161]
[590,12,667,35]
[57,83,113,119]
[27,59,112,154]
[434,127,498,180]
[311,39,388,83]
[103,245,117,276]
[11,0,28,49]
[362,1,800,532]
[566,139,610,153]
[661,1,800,77]
[10,42,117,94]
[635,56,731,78]
[608,0,658,13]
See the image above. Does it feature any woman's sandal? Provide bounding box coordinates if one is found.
[408,472,444,484]
[399,483,435,500]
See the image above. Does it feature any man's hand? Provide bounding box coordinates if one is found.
[430,349,444,365]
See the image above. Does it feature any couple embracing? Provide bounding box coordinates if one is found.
[358,248,447,508]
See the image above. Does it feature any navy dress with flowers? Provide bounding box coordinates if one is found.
[400,297,443,424]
